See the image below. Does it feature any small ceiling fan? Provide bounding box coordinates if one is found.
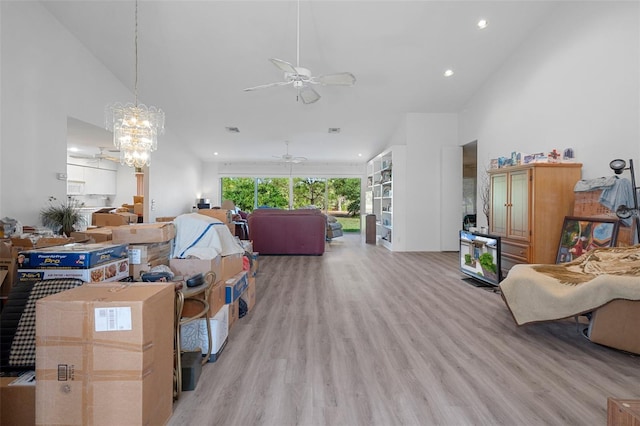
[70,147,120,163]
[274,141,307,164]
[243,0,356,104]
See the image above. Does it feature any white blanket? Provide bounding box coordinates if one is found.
[500,245,640,325]
[172,213,244,259]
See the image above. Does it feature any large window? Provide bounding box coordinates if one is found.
[292,178,326,209]
[256,178,289,209]
[220,176,361,221]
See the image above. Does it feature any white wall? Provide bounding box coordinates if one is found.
[0,2,202,226]
[404,113,459,251]
[377,113,459,251]
[459,1,640,227]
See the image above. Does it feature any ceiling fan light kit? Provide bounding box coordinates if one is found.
[274,141,307,164]
[243,0,356,104]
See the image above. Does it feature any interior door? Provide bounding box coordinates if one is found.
[508,170,529,240]
[490,173,508,236]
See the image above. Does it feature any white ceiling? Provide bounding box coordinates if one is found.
[44,0,559,163]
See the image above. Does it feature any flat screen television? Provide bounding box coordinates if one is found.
[459,230,502,286]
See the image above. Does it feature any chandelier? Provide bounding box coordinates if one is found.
[105,0,164,168]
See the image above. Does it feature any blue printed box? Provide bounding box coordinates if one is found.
[224,271,249,303]
[18,243,128,269]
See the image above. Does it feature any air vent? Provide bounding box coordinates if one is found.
[225,127,240,133]
[328,127,341,134]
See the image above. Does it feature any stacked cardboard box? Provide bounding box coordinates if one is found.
[16,243,130,285]
[92,209,138,227]
[0,374,35,425]
[110,223,177,278]
[70,226,116,243]
[35,282,175,425]
[1,237,75,300]
[111,222,176,245]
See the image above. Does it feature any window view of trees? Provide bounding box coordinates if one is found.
[257,178,289,209]
[221,177,361,216]
[293,178,326,209]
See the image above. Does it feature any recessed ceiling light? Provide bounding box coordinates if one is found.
[213,152,219,156]
[477,19,488,29]
[328,127,341,134]
[225,127,239,133]
[444,69,454,77]
[68,147,79,152]
[358,153,362,157]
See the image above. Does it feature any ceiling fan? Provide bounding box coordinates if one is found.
[243,0,356,104]
[69,147,120,163]
[274,141,307,163]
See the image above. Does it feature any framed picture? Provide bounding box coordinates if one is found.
[556,216,620,263]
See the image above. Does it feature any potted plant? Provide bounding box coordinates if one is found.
[40,196,86,237]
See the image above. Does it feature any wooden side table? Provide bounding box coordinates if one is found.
[608,398,640,425]
[173,271,216,399]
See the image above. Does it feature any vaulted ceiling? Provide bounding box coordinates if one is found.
[44,1,559,163]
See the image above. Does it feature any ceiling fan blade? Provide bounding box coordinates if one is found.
[312,72,357,86]
[270,58,298,75]
[299,87,320,104]
[243,81,293,91]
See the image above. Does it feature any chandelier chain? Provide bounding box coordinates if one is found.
[104,0,165,168]
[134,0,138,106]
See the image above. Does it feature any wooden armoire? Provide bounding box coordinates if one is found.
[488,162,582,273]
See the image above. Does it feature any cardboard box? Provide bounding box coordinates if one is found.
[249,252,259,277]
[10,236,73,249]
[241,275,256,312]
[225,271,249,304]
[35,283,174,426]
[197,209,231,223]
[181,278,225,318]
[130,257,170,280]
[0,257,16,299]
[180,304,229,362]
[18,243,128,269]
[92,211,138,227]
[17,258,129,285]
[221,252,243,282]
[1,374,36,426]
[111,223,176,244]
[155,216,175,223]
[70,227,114,243]
[228,299,239,330]
[588,299,640,354]
[127,240,173,278]
[128,241,172,265]
[170,255,221,284]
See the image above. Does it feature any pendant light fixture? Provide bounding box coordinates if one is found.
[105,0,164,168]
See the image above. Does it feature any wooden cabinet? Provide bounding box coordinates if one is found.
[489,163,582,273]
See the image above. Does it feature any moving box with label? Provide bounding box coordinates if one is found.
[35,283,175,426]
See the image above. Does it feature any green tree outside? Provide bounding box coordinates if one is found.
[221,177,361,219]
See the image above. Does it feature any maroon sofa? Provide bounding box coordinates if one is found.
[248,209,326,255]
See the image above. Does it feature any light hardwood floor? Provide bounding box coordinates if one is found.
[169,233,640,426]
